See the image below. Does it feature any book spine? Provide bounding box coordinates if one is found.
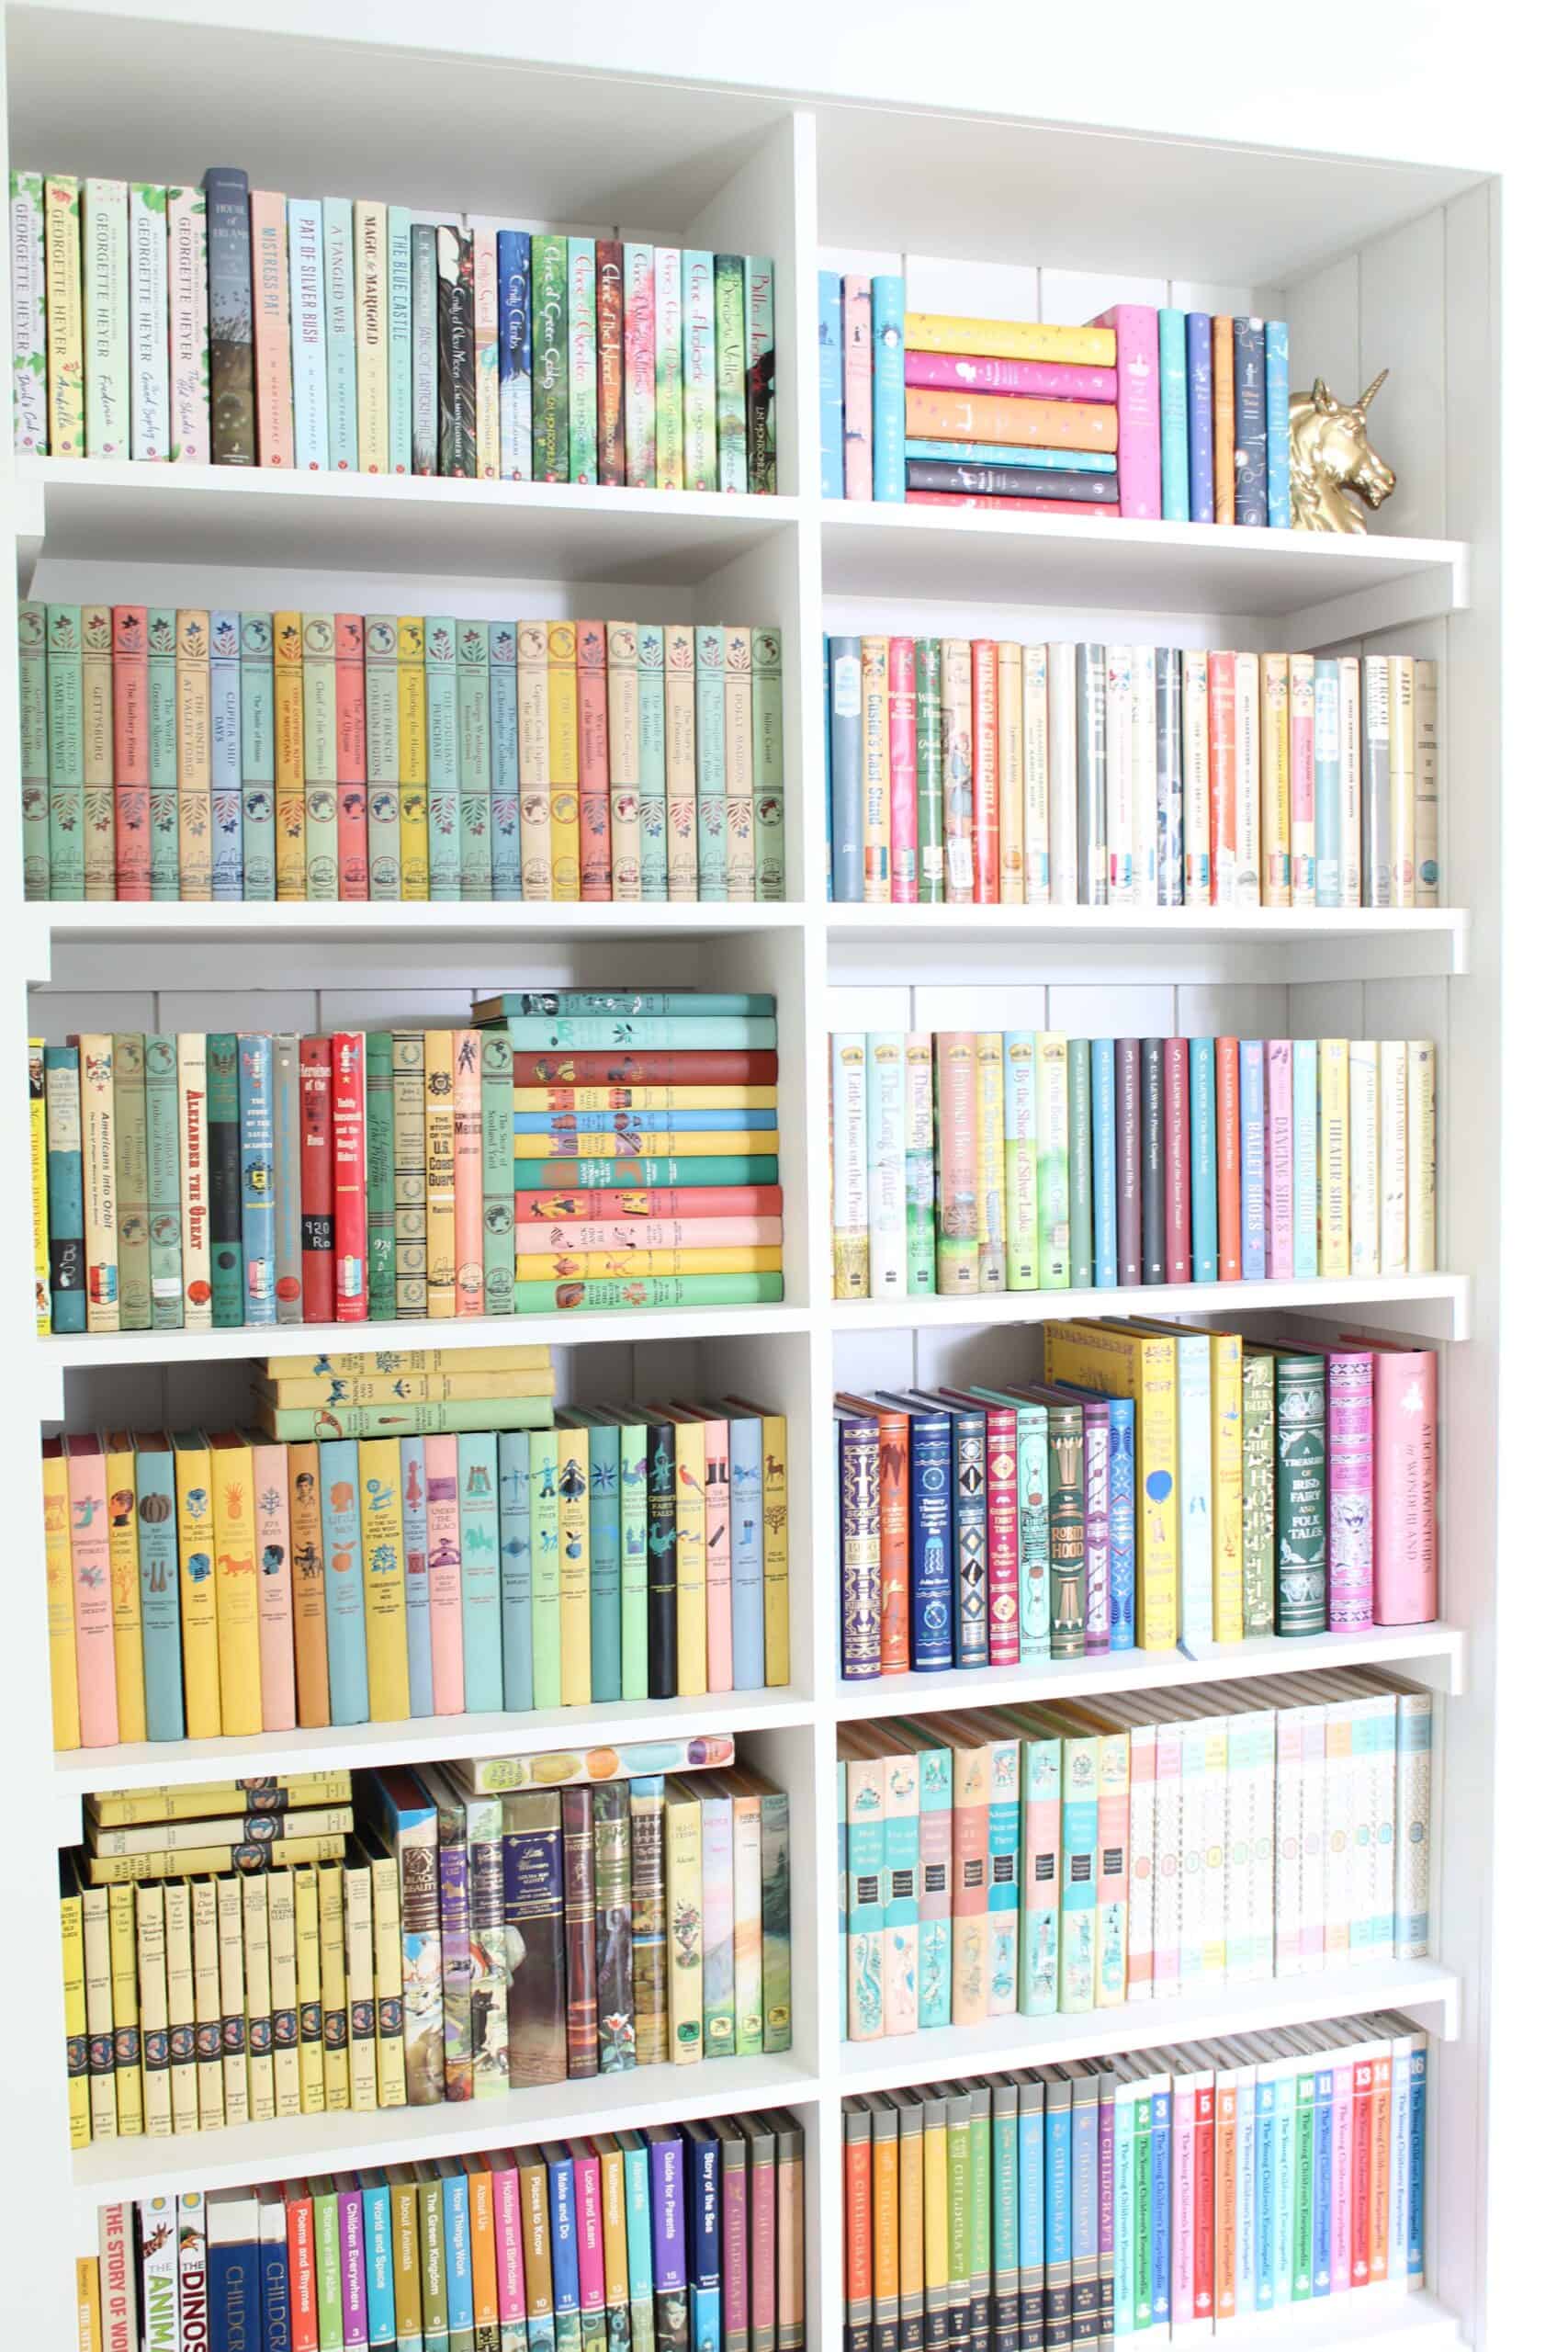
[1233,319,1267,526]
[365,616,401,901]
[238,1032,276,1324]
[203,168,254,464]
[1185,313,1213,521]
[82,178,130,460]
[250,188,292,468]
[499,230,533,481]
[239,612,276,899]
[1156,311,1189,520]
[660,623,694,902]
[843,274,873,500]
[411,224,438,475]
[332,1031,368,1320]
[1264,322,1291,527]
[818,271,844,497]
[388,205,412,475]
[713,249,746,492]
[473,223,500,480]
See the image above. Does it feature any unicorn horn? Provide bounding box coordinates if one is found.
[1357,369,1388,409]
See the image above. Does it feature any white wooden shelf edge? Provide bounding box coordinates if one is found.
[832,1273,1471,1342]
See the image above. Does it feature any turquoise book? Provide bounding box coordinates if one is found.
[614,1417,649,1703]
[1292,1041,1318,1276]
[725,1408,764,1691]
[484,990,773,1019]
[1066,1038,1094,1288]
[1190,1036,1219,1282]
[513,1156,779,1193]
[319,1437,371,1724]
[1156,308,1190,521]
[442,2166,475,2349]
[617,2132,654,2352]
[457,621,492,901]
[871,275,905,503]
[583,1418,622,1703]
[635,625,669,902]
[424,618,462,902]
[489,621,522,899]
[400,1436,434,1718]
[322,197,358,472]
[496,1012,780,1048]
[240,614,276,899]
[528,1429,561,1711]
[237,1032,276,1325]
[1089,1038,1117,1288]
[457,1432,502,1713]
[134,1437,184,1740]
[498,1428,533,1713]
[818,272,844,498]
[366,1032,396,1320]
[43,1042,86,1333]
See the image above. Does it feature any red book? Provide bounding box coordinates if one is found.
[970,638,999,904]
[286,2185,320,2352]
[906,491,1121,515]
[575,621,612,901]
[331,1030,367,1321]
[1162,1037,1191,1282]
[512,1050,778,1088]
[514,1184,784,1225]
[1216,1036,1242,1279]
[111,605,150,899]
[334,615,369,901]
[299,1035,334,1324]
[1192,2077,1216,2323]
[595,242,626,486]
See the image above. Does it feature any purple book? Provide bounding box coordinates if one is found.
[649,2125,687,2352]
[1090,303,1160,520]
[337,2182,368,2352]
[436,1838,474,2101]
[904,348,1117,403]
[1325,1350,1374,1631]
[1099,2075,1117,2345]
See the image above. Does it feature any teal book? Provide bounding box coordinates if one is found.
[497,1430,533,1712]
[206,1033,243,1328]
[134,1435,184,1740]
[322,197,358,471]
[1190,1036,1219,1283]
[582,1419,622,1703]
[513,1155,779,1193]
[488,621,521,899]
[528,1430,561,1711]
[457,1432,502,1713]
[513,1273,783,1314]
[239,613,276,899]
[1292,1041,1318,1277]
[43,1044,85,1332]
[480,1034,514,1319]
[636,625,668,901]
[424,617,462,903]
[617,2132,654,2352]
[366,1032,396,1320]
[502,1015,776,1050]
[388,204,413,478]
[1157,308,1190,522]
[1066,1037,1094,1288]
[237,1031,276,1325]
[319,1437,371,1724]
[482,991,773,1020]
[1089,1037,1117,1288]
[144,1035,183,1328]
[443,2165,475,2352]
[457,619,492,900]
[147,609,179,901]
[615,1418,650,1703]
[1058,1741,1099,2014]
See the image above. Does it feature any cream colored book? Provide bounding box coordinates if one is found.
[367,1848,408,2109]
[606,621,642,900]
[1338,657,1363,909]
[176,1034,211,1329]
[134,1880,173,2138]
[663,622,698,901]
[162,1879,198,2135]
[1378,1041,1409,1274]
[216,1872,249,2125]
[107,1882,142,2137]
[267,1868,301,2118]
[1105,645,1134,905]
[1348,1040,1381,1275]
[262,1345,549,1381]
[1288,653,1315,902]
[724,624,755,901]
[293,1868,326,2116]
[76,1035,118,1332]
[354,199,389,472]
[1409,1040,1438,1272]
[344,1853,378,2113]
[1181,650,1210,905]
[1129,642,1157,909]
[1415,658,1439,906]
[1046,640,1077,906]
[318,1860,351,2111]
[661,1779,705,2063]
[82,1879,118,2142]
[242,1872,276,2121]
[1234,650,1261,906]
[1316,1038,1351,1277]
[88,1771,354,1826]
[997,639,1025,904]
[516,622,552,900]
[1389,655,1416,908]
[1021,642,1049,903]
[1260,653,1291,906]
[82,606,116,899]
[189,1874,225,2132]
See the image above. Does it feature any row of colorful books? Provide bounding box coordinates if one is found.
[43,1381,789,1753]
[12,171,778,491]
[824,638,1440,909]
[842,2018,1427,2351]
[836,1673,1430,2043]
[20,605,785,905]
[836,1325,1437,1679]
[63,1750,792,2144]
[829,1032,1438,1302]
[84,2109,807,2352]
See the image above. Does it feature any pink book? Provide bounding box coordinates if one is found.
[65,1435,117,1747]
[720,2130,750,2345]
[1359,1340,1438,1624]
[1325,1349,1374,1631]
[453,1028,484,1317]
[905,349,1118,403]
[842,275,874,501]
[1264,1040,1293,1275]
[1089,303,1160,519]
[950,1747,988,2026]
[1154,1724,1184,1992]
[1331,2048,1355,2292]
[906,491,1120,516]
[250,189,295,469]
[246,1433,298,1729]
[489,2157,525,2334]
[887,636,918,903]
[969,1395,1020,1667]
[423,1435,466,1713]
[1170,2064,1198,2326]
[572,2148,605,2326]
[334,616,368,900]
[577,621,612,902]
[111,606,151,899]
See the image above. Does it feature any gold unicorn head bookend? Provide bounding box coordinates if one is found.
[1289,370,1396,533]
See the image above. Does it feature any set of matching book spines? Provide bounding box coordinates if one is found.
[824,639,1440,910]
[829,1032,1438,1305]
[12,170,778,492]
[21,605,785,906]
[43,1392,790,1754]
[85,2114,807,2352]
[836,1324,1438,1681]
[841,2018,1427,2352]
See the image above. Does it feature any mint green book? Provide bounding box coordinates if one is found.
[240,613,276,899]
[502,1014,775,1050]
[653,247,682,488]
[758,1781,792,2052]
[1066,1036,1094,1287]
[513,1156,779,1193]
[567,235,597,483]
[974,1384,1051,1666]
[615,1417,650,1704]
[387,206,413,479]
[694,625,726,901]
[696,1781,735,2054]
[714,253,747,493]
[513,1272,783,1314]
[681,250,717,492]
[311,2181,344,2352]
[424,617,461,903]
[365,615,400,902]
[967,2083,992,2347]
[530,233,569,482]
[46,604,85,899]
[579,1416,622,1703]
[480,1033,514,1319]
[143,1035,184,1329]
[260,1398,554,1441]
[528,1428,562,1709]
[367,1032,396,1320]
[497,1429,533,1713]
[17,603,49,899]
[457,1432,502,1713]
[147,609,179,901]
[636,624,669,901]
[456,617,491,900]
[751,626,784,900]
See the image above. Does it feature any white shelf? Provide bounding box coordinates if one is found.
[1158,2294,1461,2352]
[833,1272,1472,1342]
[836,1623,1467,1718]
[838,1958,1461,2097]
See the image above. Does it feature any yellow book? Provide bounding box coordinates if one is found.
[242,1871,276,2120]
[1389,655,1416,908]
[1043,1320,1179,1649]
[424,1029,457,1317]
[42,1442,81,1750]
[1324,1710,1356,1962]
[556,1421,592,1704]
[669,1417,707,1696]
[547,620,581,900]
[264,1346,551,1382]
[998,639,1025,904]
[175,609,212,899]
[1316,1038,1350,1276]
[515,1246,782,1281]
[513,1085,777,1114]
[59,1856,90,2150]
[1209,1330,1245,1643]
[102,1432,146,1744]
[209,1431,263,1736]
[216,1872,249,2126]
[88,1772,353,1826]
[596,2135,631,2315]
[189,1874,224,2131]
[75,2258,102,2352]
[264,1370,556,1408]
[163,1879,198,2134]
[173,1431,221,1739]
[354,198,389,471]
[517,621,553,900]
[860,635,890,904]
[661,1778,705,2062]
[397,616,430,899]
[905,312,1115,367]
[77,1034,118,1332]
[85,1834,348,1885]
[44,175,85,457]
[758,1408,791,1686]
[606,620,642,899]
[83,605,115,899]
[976,1032,1006,1294]
[294,1868,326,2115]
[390,2173,423,2347]
[359,1436,412,1719]
[318,1860,351,2110]
[1409,1039,1438,1273]
[134,1878,173,2137]
[274,612,308,899]
[30,1039,50,1332]
[267,1867,301,2118]
[107,1881,144,2137]
[367,1847,409,2109]
[517,1127,778,1159]
[344,1852,378,2112]
[81,1877,117,2142]
[1260,654,1292,906]
[921,2086,950,2306]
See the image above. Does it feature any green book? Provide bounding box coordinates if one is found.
[258,1399,554,1441]
[1273,1351,1326,1636]
[311,2182,343,2352]
[111,1035,152,1330]
[654,247,682,488]
[206,1033,243,1329]
[513,1272,783,1315]
[567,235,597,484]
[502,1014,776,1050]
[424,617,461,903]
[530,233,570,482]
[46,603,85,899]
[456,617,491,900]
[146,610,179,902]
[759,1781,791,2053]
[682,249,717,492]
[1291,2068,1316,2299]
[143,1035,183,1329]
[480,1034,513,1320]
[528,1429,562,1710]
[17,602,49,899]
[1066,1036,1094,1287]
[714,253,747,492]
[1241,1347,1278,1635]
[946,2091,971,2350]
[366,1031,396,1320]
[301,613,338,901]
[751,625,784,902]
[914,638,943,903]
[513,1155,779,1193]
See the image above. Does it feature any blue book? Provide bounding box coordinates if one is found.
[497,1430,533,1713]
[43,1043,85,1333]
[361,2173,395,2351]
[388,209,413,481]
[829,635,863,902]
[399,1438,434,1718]
[908,1391,985,1669]
[201,170,254,463]
[1156,310,1190,521]
[1313,660,1342,907]
[1312,2061,1335,2295]
[548,2145,583,2352]
[871,275,906,502]
[1149,2076,1172,2324]
[511,1107,776,1136]
[134,1437,184,1739]
[618,2131,654,2335]
[489,622,522,899]
[1185,313,1214,522]
[1105,1396,1136,1649]
[882,1393,952,1671]
[1240,1040,1267,1278]
[818,272,845,497]
[1189,1037,1219,1283]
[905,436,1117,473]
[681,2124,722,2352]
[319,1439,370,1724]
[457,1432,502,1714]
[1264,321,1292,527]
[209,611,243,900]
[322,196,358,473]
[257,2192,290,2352]
[206,2191,261,2352]
[584,1419,622,1703]
[1291,1042,1318,1277]
[237,1032,276,1325]
[1233,317,1268,526]
[1255,2073,1278,2310]
[725,1408,765,1691]
[443,2165,475,2346]
[1089,1037,1118,1287]
[498,231,532,481]
[1408,2042,1427,2281]
[287,198,330,471]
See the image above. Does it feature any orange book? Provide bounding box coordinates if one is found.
[970,639,999,905]
[844,2109,874,2340]
[287,1442,331,1729]
[1216,1037,1242,1281]
[1213,318,1236,525]
[1208,650,1237,904]
[905,383,1118,455]
[467,2155,501,2340]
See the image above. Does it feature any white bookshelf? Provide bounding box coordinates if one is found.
[0,9,1506,2346]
